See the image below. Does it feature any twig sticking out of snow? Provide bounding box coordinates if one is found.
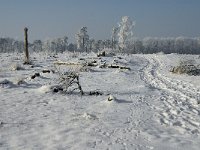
[107,95,115,101]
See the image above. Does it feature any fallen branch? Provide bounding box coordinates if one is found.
[54,61,83,66]
[108,65,131,70]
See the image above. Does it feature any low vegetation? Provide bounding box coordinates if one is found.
[170,60,200,76]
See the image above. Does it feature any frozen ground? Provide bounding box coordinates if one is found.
[0,52,200,150]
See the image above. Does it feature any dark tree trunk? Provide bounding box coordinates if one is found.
[24,27,29,64]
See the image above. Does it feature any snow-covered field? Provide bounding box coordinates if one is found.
[0,52,200,150]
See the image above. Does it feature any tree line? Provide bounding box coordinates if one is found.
[1,36,200,54]
[0,16,199,54]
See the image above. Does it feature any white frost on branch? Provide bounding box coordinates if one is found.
[118,16,135,51]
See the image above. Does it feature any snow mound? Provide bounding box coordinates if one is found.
[0,79,15,88]
[14,79,27,85]
[37,85,52,93]
[83,112,98,120]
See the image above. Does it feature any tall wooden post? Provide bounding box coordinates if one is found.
[24,27,29,64]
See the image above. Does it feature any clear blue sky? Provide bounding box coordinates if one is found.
[0,0,200,42]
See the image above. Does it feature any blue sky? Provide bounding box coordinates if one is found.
[0,0,200,42]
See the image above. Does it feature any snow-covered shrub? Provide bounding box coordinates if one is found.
[54,63,84,94]
[10,63,24,71]
[57,71,84,95]
[170,60,200,76]
[14,78,27,85]
[68,52,80,58]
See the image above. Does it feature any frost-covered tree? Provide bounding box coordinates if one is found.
[174,37,185,54]
[76,27,89,52]
[42,36,68,53]
[88,39,95,52]
[118,16,135,51]
[0,38,15,53]
[32,40,42,52]
[13,40,24,53]
[67,43,76,52]
[111,27,118,49]
[104,39,112,49]
[128,39,143,54]
[97,40,104,51]
[56,36,68,53]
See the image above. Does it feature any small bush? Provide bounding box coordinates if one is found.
[10,63,24,71]
[170,60,200,76]
[58,72,84,95]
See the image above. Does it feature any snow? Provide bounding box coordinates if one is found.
[0,52,200,150]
